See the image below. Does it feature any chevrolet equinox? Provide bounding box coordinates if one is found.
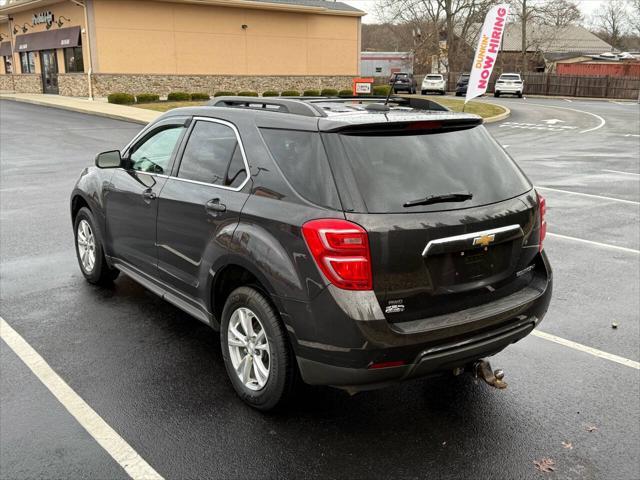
[70,96,552,410]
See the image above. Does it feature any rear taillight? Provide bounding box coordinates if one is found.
[302,219,372,290]
[537,192,547,251]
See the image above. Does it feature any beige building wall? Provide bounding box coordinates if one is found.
[92,0,360,75]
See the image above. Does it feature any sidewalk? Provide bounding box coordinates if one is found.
[0,93,160,125]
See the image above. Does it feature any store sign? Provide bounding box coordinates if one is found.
[32,11,54,27]
[355,83,371,94]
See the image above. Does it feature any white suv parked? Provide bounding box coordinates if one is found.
[495,73,524,98]
[421,74,446,95]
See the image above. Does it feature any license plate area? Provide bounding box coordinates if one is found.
[426,242,514,286]
[422,224,523,292]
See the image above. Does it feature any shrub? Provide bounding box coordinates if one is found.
[238,91,259,97]
[338,89,353,96]
[213,91,237,97]
[107,93,135,105]
[321,88,339,96]
[373,85,391,96]
[262,90,279,97]
[135,93,160,103]
[303,89,321,96]
[280,90,300,96]
[167,92,191,101]
[190,92,211,101]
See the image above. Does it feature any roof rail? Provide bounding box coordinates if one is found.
[209,96,326,117]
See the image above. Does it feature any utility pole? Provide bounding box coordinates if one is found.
[521,0,527,72]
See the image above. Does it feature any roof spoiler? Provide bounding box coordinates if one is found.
[323,117,483,134]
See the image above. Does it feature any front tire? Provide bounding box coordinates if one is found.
[221,286,296,411]
[74,207,119,285]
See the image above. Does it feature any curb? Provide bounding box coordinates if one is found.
[0,94,158,125]
[483,104,510,123]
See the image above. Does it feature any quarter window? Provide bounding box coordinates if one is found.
[178,120,246,187]
[64,46,84,73]
[20,52,36,73]
[260,129,340,209]
[129,126,185,174]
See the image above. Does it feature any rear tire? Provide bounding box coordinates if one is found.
[518,92,523,98]
[421,90,426,95]
[220,286,297,411]
[494,91,500,97]
[74,207,119,285]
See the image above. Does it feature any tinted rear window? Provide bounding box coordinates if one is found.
[426,75,443,79]
[333,126,531,213]
[260,129,340,210]
[500,75,521,80]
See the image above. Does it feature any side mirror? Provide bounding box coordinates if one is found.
[95,150,122,168]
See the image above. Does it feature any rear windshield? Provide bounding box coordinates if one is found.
[500,74,521,80]
[331,126,531,213]
[426,75,443,79]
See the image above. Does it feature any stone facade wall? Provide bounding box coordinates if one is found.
[91,74,355,97]
[0,75,14,93]
[59,74,90,97]
[9,74,43,94]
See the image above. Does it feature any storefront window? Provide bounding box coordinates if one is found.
[20,52,36,74]
[64,46,84,73]
[3,56,11,74]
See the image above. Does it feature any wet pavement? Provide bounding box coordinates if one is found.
[1,98,639,479]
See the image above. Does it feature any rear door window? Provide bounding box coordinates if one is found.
[178,120,247,187]
[330,126,531,213]
[260,129,340,210]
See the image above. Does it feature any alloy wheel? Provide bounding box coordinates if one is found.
[77,219,96,273]
[227,307,271,391]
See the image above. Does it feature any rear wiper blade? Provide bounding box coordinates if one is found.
[403,192,473,208]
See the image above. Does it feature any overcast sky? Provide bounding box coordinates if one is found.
[343,0,608,24]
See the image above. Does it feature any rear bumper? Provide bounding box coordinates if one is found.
[422,84,445,91]
[297,317,535,390]
[281,252,552,390]
[495,85,522,93]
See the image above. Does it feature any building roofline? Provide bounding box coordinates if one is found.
[0,0,365,17]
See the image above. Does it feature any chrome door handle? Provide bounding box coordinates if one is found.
[205,198,226,214]
[142,190,157,201]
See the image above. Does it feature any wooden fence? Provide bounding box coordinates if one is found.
[443,72,640,100]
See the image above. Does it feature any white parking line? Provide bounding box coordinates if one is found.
[536,186,640,205]
[532,330,640,370]
[0,317,164,480]
[525,102,606,134]
[547,232,640,254]
[602,169,640,176]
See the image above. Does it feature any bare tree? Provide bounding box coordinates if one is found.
[591,0,629,49]
[375,0,498,72]
[539,0,582,28]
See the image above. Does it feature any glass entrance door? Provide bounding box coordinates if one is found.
[40,50,59,94]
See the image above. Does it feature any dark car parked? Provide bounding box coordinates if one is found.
[455,73,471,96]
[389,72,417,94]
[71,95,552,410]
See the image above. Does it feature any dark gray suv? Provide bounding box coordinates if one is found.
[71,96,552,410]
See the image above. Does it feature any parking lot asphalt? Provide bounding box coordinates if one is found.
[1,98,639,480]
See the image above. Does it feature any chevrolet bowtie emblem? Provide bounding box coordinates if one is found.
[473,234,495,247]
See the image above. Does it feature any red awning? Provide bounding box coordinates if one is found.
[14,26,80,53]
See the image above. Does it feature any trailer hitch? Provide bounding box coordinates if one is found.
[473,359,507,389]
